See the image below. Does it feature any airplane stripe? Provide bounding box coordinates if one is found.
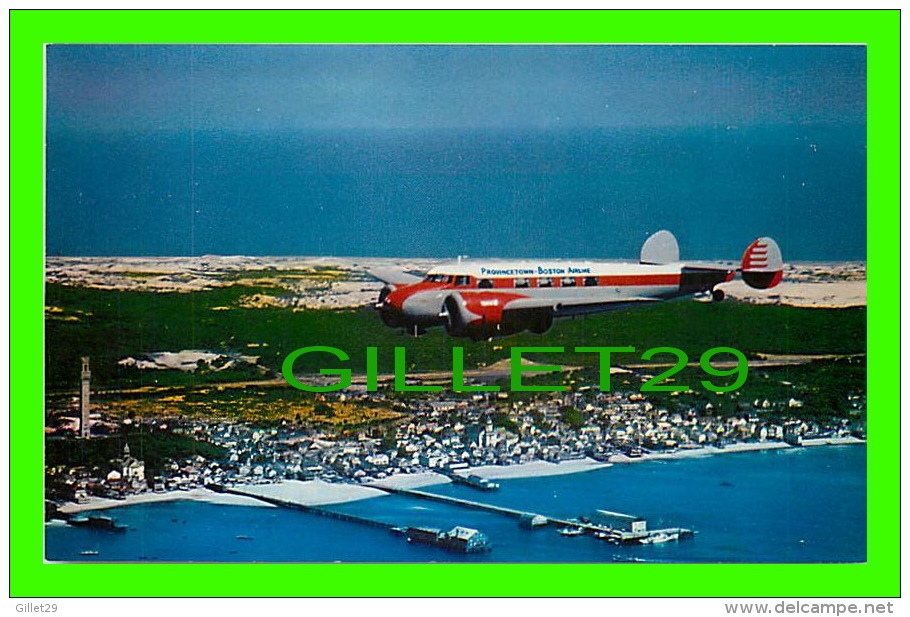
[590,274,681,286]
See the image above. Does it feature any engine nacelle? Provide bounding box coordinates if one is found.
[440,293,553,340]
[440,293,481,337]
[375,284,407,327]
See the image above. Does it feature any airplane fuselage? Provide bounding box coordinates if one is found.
[377,259,734,338]
[370,232,782,339]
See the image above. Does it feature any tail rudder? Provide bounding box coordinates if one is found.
[741,237,783,289]
[640,230,680,265]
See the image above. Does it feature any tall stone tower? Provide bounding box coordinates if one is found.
[80,357,91,438]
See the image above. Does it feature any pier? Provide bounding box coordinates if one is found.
[209,484,491,553]
[368,484,564,522]
[366,484,693,544]
[212,484,394,530]
[211,482,694,547]
[436,470,500,491]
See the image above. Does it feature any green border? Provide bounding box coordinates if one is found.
[11,9,899,598]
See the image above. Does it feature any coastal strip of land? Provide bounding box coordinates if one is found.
[607,436,863,463]
[55,440,863,515]
[461,458,610,479]
[57,486,276,514]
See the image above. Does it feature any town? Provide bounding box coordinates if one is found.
[44,367,865,509]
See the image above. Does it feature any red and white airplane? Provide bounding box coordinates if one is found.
[369,230,783,340]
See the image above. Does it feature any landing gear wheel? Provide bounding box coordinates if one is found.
[711,288,725,302]
[528,314,554,334]
[381,311,402,327]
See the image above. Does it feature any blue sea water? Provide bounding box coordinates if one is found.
[46,445,865,563]
[46,125,866,261]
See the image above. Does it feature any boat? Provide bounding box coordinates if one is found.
[439,470,500,491]
[235,535,253,540]
[67,515,127,532]
[639,531,679,544]
[558,526,585,536]
[78,550,99,556]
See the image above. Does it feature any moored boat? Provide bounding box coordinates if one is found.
[558,526,585,536]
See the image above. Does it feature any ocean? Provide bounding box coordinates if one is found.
[46,125,866,261]
[46,445,866,563]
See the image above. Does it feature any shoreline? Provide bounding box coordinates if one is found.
[608,437,864,464]
[461,457,610,480]
[57,486,277,515]
[52,440,864,515]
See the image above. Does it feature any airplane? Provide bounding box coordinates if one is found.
[368,230,783,340]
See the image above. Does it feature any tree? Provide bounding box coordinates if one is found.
[559,406,584,430]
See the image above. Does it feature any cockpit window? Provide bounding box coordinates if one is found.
[426,274,452,283]
[561,277,577,287]
[515,278,530,288]
[583,276,599,287]
[477,278,493,288]
[454,275,471,286]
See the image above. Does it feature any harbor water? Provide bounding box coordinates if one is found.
[46,445,866,563]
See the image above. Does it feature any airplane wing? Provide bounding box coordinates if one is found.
[440,291,663,338]
[366,267,424,287]
[502,295,662,318]
[679,260,739,272]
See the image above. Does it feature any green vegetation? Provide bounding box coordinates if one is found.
[45,427,227,478]
[490,411,520,434]
[214,267,358,281]
[44,385,403,428]
[45,283,866,391]
[559,405,585,429]
[616,356,867,421]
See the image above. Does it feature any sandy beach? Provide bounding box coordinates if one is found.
[718,278,866,308]
[462,457,611,479]
[57,487,275,514]
[54,441,863,516]
[609,441,792,463]
[53,460,610,515]
[800,436,865,447]
[368,471,451,490]
[236,479,387,506]
[607,438,863,464]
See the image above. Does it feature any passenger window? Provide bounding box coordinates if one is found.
[515,278,530,288]
[583,276,599,287]
[477,279,493,289]
[455,275,471,286]
[537,277,553,288]
[560,277,577,287]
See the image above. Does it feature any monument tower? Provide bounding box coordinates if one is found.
[80,356,91,438]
